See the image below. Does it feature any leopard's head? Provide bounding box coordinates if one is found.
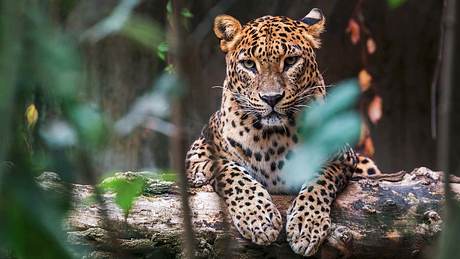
[214,9,326,127]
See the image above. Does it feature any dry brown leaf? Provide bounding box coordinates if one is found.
[363,136,375,157]
[358,69,372,91]
[367,38,377,54]
[358,122,374,156]
[368,95,383,124]
[346,19,360,45]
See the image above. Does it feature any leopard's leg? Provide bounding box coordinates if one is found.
[185,137,214,187]
[213,160,282,245]
[186,138,281,244]
[286,148,357,256]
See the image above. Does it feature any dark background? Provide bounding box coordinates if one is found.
[64,0,442,174]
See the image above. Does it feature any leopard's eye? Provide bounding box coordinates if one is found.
[284,56,299,68]
[242,60,256,70]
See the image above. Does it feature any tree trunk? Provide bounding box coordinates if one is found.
[37,168,453,259]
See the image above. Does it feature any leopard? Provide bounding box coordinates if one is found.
[185,8,383,257]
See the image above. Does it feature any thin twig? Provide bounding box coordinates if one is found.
[77,151,125,257]
[437,0,455,176]
[430,0,448,139]
[437,1,457,258]
[170,0,196,257]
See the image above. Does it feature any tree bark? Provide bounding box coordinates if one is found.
[37,167,455,259]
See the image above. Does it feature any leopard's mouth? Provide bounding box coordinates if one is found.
[260,111,285,126]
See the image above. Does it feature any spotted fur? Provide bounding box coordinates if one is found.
[186,9,382,256]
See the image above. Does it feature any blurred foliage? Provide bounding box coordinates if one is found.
[157,41,169,61]
[181,8,194,18]
[283,80,361,190]
[113,73,181,137]
[0,0,167,257]
[387,0,407,9]
[1,0,84,257]
[80,0,142,42]
[120,16,164,51]
[97,170,175,218]
[156,170,177,182]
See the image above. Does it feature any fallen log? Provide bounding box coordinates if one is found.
[37,167,456,258]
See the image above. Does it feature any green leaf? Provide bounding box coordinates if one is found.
[298,79,359,137]
[166,0,172,14]
[100,175,146,218]
[387,0,407,9]
[156,42,168,61]
[282,80,361,190]
[114,178,145,218]
[181,8,193,18]
[308,112,361,150]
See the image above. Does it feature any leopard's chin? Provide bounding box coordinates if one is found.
[260,112,287,127]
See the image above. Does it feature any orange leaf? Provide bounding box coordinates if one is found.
[358,69,372,91]
[368,96,383,124]
[357,122,375,156]
[363,136,375,157]
[346,19,360,45]
[367,38,377,54]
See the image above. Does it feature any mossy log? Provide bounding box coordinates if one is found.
[37,167,458,258]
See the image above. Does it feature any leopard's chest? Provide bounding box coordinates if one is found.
[221,121,299,193]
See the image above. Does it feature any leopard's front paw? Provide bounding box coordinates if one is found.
[229,196,282,245]
[286,195,331,256]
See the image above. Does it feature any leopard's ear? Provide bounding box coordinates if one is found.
[214,15,242,53]
[301,8,325,41]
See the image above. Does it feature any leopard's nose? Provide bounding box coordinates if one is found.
[259,92,285,107]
